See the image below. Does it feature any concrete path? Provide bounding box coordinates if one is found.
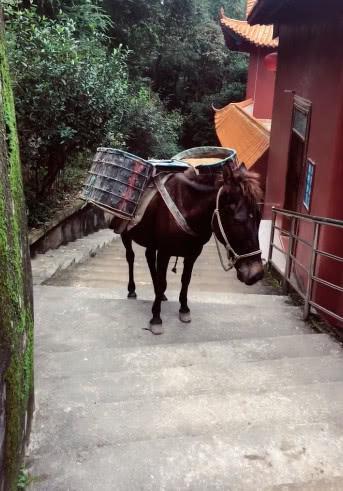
[28,229,343,490]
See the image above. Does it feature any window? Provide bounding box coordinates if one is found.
[303,159,315,210]
[284,96,312,212]
[293,108,308,138]
[292,96,311,141]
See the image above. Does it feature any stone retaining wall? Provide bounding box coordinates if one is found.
[0,15,34,490]
[30,201,111,257]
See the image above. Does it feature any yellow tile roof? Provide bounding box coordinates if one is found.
[221,16,278,48]
[214,101,270,169]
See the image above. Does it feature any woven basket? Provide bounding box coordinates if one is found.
[81,148,153,219]
[173,146,238,171]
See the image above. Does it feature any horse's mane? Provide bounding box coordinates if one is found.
[177,166,263,204]
[233,169,263,204]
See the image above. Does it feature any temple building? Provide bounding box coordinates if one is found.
[247,0,343,327]
[215,1,278,188]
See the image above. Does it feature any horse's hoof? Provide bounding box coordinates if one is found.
[151,324,164,335]
[148,319,164,335]
[128,292,137,299]
[179,311,191,323]
[162,294,168,302]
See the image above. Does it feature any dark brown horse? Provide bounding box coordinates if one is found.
[121,163,264,334]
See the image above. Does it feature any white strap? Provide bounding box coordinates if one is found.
[154,174,197,237]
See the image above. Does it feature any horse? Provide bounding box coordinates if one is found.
[120,162,264,334]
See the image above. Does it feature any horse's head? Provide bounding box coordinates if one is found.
[212,163,264,285]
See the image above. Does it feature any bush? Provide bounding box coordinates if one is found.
[119,87,183,159]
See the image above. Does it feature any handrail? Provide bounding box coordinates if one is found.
[272,207,343,228]
[268,207,343,325]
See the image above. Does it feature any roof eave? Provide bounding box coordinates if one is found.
[221,27,260,52]
[220,18,278,50]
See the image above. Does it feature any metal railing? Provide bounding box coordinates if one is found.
[268,207,343,323]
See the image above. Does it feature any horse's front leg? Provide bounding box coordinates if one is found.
[179,250,202,323]
[121,233,137,299]
[145,247,168,301]
[150,251,170,335]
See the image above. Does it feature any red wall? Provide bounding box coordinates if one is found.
[246,51,257,100]
[246,48,276,119]
[264,21,343,327]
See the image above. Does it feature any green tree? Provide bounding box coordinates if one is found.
[4,0,247,223]
[100,0,248,146]
[5,6,129,201]
[120,87,183,159]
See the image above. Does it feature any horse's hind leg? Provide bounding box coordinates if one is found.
[179,250,202,323]
[150,251,170,335]
[145,248,168,301]
[121,233,137,299]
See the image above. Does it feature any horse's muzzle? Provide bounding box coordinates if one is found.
[236,260,264,285]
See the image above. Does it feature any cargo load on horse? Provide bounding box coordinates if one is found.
[80,146,238,233]
[81,146,264,334]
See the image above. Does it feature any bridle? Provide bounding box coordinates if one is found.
[211,186,262,271]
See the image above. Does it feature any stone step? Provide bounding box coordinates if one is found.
[29,420,343,491]
[34,297,312,352]
[33,382,343,449]
[36,355,343,405]
[45,235,274,294]
[37,289,299,319]
[53,263,253,277]
[31,229,116,285]
[35,333,340,377]
[267,478,343,491]
[47,276,274,294]
[75,256,251,268]
[36,285,287,305]
[51,271,275,288]
[46,270,274,294]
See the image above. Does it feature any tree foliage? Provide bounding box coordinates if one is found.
[121,87,183,159]
[101,0,248,145]
[5,6,128,201]
[4,0,247,224]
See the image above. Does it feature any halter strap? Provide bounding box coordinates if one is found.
[211,187,262,271]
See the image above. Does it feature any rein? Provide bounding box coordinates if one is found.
[211,187,262,271]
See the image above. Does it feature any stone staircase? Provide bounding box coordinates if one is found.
[29,237,343,490]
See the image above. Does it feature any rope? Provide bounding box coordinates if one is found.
[213,232,233,272]
[212,186,262,272]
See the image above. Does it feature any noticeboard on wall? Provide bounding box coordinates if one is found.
[303,159,315,211]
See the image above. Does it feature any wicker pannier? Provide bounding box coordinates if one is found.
[81,148,153,219]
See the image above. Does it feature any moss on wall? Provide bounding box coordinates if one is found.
[0,11,34,491]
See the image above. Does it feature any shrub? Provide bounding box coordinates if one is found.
[118,87,183,159]
[5,6,129,207]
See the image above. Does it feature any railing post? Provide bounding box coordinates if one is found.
[267,209,276,270]
[304,222,320,320]
[283,216,295,294]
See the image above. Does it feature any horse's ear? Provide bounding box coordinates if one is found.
[223,164,234,184]
[239,162,247,172]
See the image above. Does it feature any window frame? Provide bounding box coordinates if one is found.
[286,95,312,213]
[292,95,312,142]
[303,158,316,211]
